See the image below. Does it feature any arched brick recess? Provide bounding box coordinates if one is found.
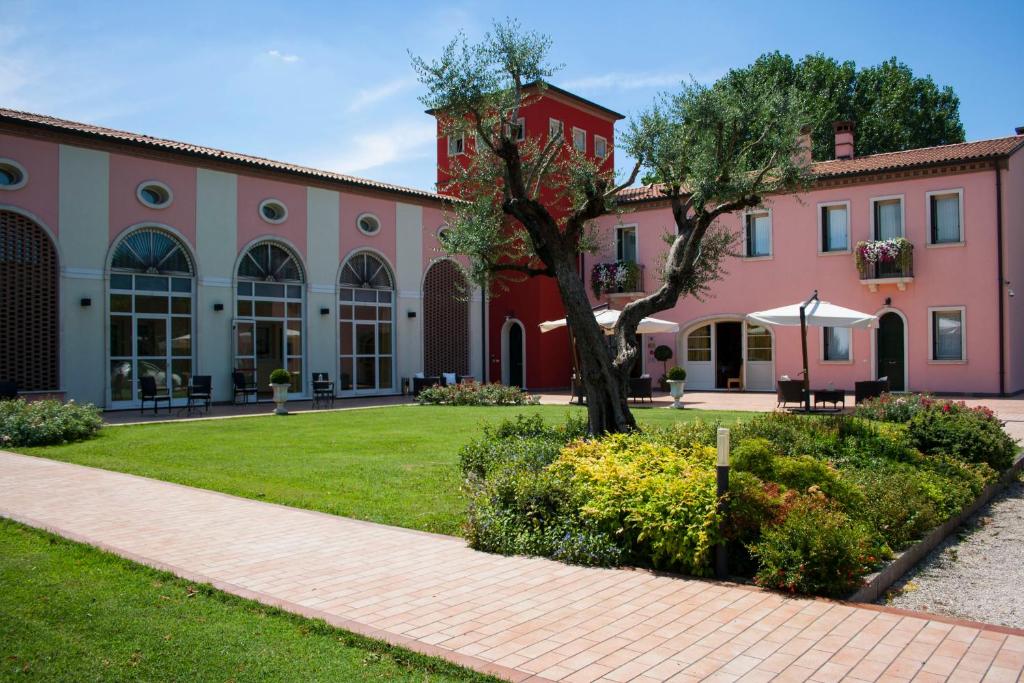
[0,210,59,391]
[423,259,469,376]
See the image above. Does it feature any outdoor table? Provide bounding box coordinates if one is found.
[813,389,845,411]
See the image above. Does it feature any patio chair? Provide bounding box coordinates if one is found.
[187,375,212,415]
[726,366,744,391]
[776,379,805,408]
[232,370,258,405]
[139,376,171,415]
[629,376,653,404]
[412,375,442,396]
[571,375,586,405]
[0,380,17,401]
[855,377,890,404]
[311,372,335,408]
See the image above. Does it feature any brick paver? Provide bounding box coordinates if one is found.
[1,451,1021,682]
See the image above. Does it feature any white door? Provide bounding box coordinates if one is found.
[744,323,775,391]
[682,324,715,389]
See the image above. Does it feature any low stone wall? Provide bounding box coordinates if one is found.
[849,452,1024,603]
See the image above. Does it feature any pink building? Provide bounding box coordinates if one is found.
[587,123,1024,395]
[1,93,1023,408]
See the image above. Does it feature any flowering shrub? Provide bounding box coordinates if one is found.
[590,261,640,297]
[417,382,538,406]
[750,494,887,597]
[854,392,933,422]
[854,237,913,277]
[908,400,1017,471]
[0,399,102,447]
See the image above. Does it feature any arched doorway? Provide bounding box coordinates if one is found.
[338,251,395,394]
[108,227,194,407]
[234,240,306,398]
[1,210,59,393]
[423,259,469,376]
[681,318,775,391]
[501,319,525,388]
[876,311,906,391]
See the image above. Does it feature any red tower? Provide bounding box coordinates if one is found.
[431,84,624,389]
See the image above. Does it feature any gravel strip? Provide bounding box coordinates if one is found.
[879,476,1024,628]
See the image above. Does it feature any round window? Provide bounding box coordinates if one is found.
[259,199,288,224]
[0,159,27,190]
[136,181,172,208]
[357,213,380,235]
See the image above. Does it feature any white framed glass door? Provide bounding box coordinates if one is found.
[108,272,193,408]
[338,252,395,395]
[234,281,304,398]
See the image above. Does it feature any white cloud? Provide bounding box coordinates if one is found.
[267,49,300,63]
[318,119,436,174]
[561,72,687,91]
[346,78,413,113]
[562,68,726,92]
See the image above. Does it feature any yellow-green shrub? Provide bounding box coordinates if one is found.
[550,435,720,575]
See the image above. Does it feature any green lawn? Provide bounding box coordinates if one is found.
[19,405,750,536]
[0,518,496,682]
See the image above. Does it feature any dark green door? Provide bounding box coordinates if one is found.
[876,312,905,391]
[508,322,524,389]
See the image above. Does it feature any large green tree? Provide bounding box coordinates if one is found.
[682,52,964,167]
[413,22,810,434]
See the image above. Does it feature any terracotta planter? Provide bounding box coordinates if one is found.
[270,383,290,415]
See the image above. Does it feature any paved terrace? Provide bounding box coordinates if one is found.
[2,451,1022,682]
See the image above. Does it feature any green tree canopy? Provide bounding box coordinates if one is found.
[643,52,964,183]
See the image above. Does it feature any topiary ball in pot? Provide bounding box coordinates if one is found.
[654,345,673,390]
[269,368,291,415]
[666,366,686,408]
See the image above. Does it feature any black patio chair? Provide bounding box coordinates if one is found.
[0,380,17,401]
[629,376,653,404]
[139,376,171,415]
[232,370,258,405]
[855,378,890,404]
[311,372,335,408]
[776,379,805,409]
[412,376,442,396]
[187,375,212,415]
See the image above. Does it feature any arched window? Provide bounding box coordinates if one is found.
[1,210,59,392]
[108,228,194,406]
[234,241,306,396]
[237,241,303,282]
[338,252,394,393]
[423,259,469,376]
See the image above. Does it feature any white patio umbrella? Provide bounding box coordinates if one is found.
[538,308,680,335]
[746,291,876,411]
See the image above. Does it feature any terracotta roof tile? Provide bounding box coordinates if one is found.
[0,107,449,203]
[617,135,1024,204]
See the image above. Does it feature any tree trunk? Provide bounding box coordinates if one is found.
[551,259,636,434]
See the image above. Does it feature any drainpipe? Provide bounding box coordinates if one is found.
[996,164,1006,396]
[481,288,488,382]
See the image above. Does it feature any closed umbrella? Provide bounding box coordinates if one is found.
[747,291,876,411]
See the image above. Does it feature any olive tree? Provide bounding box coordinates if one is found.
[413,21,811,433]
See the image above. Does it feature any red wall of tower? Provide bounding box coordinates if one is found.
[435,90,618,389]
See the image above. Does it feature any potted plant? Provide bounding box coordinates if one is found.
[666,366,686,409]
[269,368,291,415]
[653,345,673,391]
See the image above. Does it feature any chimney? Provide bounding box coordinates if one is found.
[1016,126,1024,136]
[833,120,855,160]
[794,124,813,166]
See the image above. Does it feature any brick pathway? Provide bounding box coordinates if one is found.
[2,451,1022,682]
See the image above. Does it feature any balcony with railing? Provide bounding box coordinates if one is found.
[855,238,914,291]
[591,261,646,299]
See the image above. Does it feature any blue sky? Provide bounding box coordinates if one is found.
[2,1,1022,191]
